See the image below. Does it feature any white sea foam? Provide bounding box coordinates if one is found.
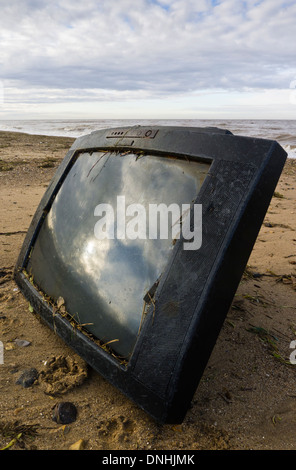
[283,145,296,159]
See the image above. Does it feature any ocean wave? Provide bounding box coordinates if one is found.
[283,145,296,159]
[274,134,296,146]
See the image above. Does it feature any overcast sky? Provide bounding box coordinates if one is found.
[1,0,296,119]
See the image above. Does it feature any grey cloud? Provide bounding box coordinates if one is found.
[1,0,296,104]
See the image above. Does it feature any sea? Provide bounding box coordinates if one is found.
[0,119,295,159]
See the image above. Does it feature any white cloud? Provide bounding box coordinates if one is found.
[0,0,295,118]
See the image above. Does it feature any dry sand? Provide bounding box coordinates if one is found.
[0,131,295,451]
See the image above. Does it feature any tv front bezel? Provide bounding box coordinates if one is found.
[14,125,287,423]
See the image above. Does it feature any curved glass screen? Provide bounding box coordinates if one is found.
[26,151,210,359]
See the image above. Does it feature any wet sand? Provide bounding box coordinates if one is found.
[0,131,296,450]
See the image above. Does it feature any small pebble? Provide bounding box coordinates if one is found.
[52,402,77,424]
[15,339,31,347]
[69,439,85,450]
[16,368,38,388]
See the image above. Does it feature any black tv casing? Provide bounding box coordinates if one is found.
[14,125,287,423]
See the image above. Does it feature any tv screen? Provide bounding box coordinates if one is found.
[14,125,287,423]
[26,150,210,359]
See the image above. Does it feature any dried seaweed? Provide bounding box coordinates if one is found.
[0,421,39,450]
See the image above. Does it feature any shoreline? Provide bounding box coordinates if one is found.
[0,123,295,157]
[0,130,296,450]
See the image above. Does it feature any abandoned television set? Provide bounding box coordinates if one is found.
[14,125,287,423]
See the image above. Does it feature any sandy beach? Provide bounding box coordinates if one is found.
[0,130,296,451]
